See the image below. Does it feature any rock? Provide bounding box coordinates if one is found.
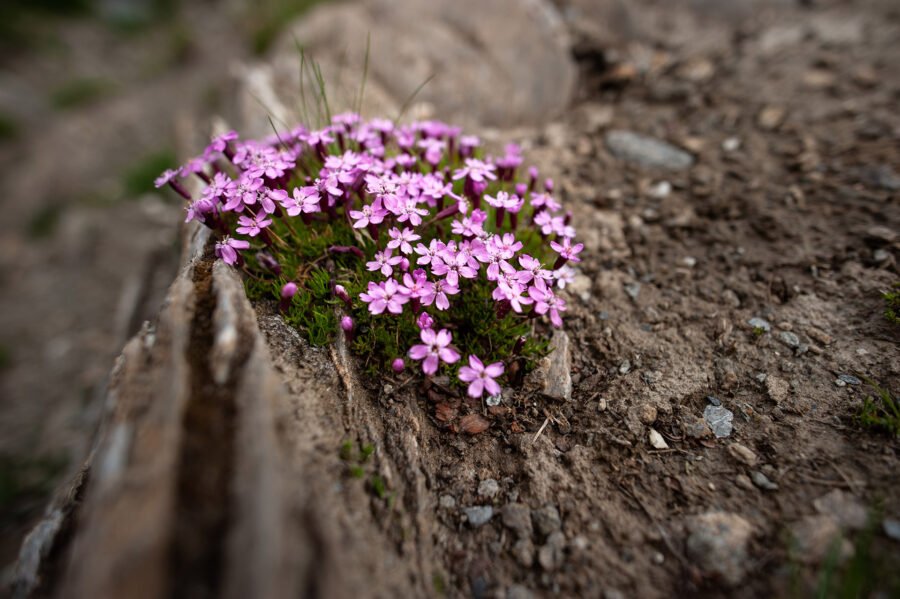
[619,360,632,375]
[757,106,786,130]
[604,130,695,171]
[706,395,722,407]
[813,490,868,531]
[728,443,758,467]
[766,375,790,404]
[507,585,535,599]
[578,102,614,133]
[722,137,741,152]
[834,378,847,388]
[747,317,771,333]
[703,405,734,438]
[649,428,669,449]
[439,494,457,509]
[603,590,626,599]
[750,471,778,491]
[464,506,494,528]
[778,331,800,349]
[883,518,900,542]
[531,330,572,401]
[478,478,500,499]
[837,374,861,386]
[532,505,562,537]
[538,531,566,571]
[511,539,535,568]
[864,167,900,192]
[501,503,533,539]
[648,180,672,198]
[735,474,755,491]
[806,327,833,346]
[639,405,658,425]
[624,282,641,300]
[682,415,713,440]
[685,511,754,586]
[791,515,852,564]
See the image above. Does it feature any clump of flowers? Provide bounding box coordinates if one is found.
[157,113,582,398]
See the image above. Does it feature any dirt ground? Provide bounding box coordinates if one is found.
[2,0,900,597]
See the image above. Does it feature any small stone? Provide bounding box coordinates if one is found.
[464,506,494,527]
[750,471,778,491]
[755,373,768,383]
[531,330,572,401]
[874,249,890,262]
[604,130,695,171]
[766,375,790,404]
[532,505,562,537]
[837,374,861,386]
[747,317,771,332]
[511,539,535,568]
[778,331,801,349]
[728,443,758,467]
[722,137,741,152]
[792,515,852,564]
[735,474,755,491]
[597,397,608,412]
[813,490,868,531]
[501,503,533,538]
[685,511,754,586]
[682,415,713,439]
[619,360,632,375]
[649,428,669,449]
[703,405,734,438]
[706,395,722,407]
[757,106,786,130]
[834,378,847,388]
[624,282,641,300]
[538,531,567,571]
[439,495,457,509]
[603,590,626,599]
[485,394,502,407]
[478,478,500,499]
[639,404,658,425]
[648,180,672,198]
[806,327,833,346]
[683,256,697,268]
[883,518,900,541]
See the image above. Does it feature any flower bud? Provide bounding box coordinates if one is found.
[334,284,351,306]
[416,312,434,330]
[279,282,298,313]
[544,178,554,192]
[515,183,527,197]
[391,358,405,373]
[340,315,354,332]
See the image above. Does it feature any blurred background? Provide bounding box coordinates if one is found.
[0,0,329,570]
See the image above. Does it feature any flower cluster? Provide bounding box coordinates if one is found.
[158,114,582,399]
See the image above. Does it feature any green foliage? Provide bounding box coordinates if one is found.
[50,77,114,110]
[884,282,900,326]
[123,148,176,197]
[857,379,900,437]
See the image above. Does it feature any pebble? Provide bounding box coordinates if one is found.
[648,180,672,198]
[501,503,533,538]
[619,360,632,375]
[478,478,500,499]
[511,538,535,568]
[604,130,695,171]
[834,378,847,388]
[751,471,778,491]
[722,137,741,152]
[639,404,658,425]
[464,506,494,527]
[439,494,457,509]
[735,474,755,491]
[813,490,868,531]
[757,105,786,130]
[624,282,641,300]
[728,443,758,466]
[538,531,567,571]
[706,395,722,407]
[747,317,771,332]
[703,404,734,438]
[682,415,713,439]
[766,375,790,404]
[883,518,900,542]
[486,394,501,407]
[649,428,669,449]
[685,511,754,586]
[532,505,562,537]
[597,397,608,412]
[838,374,861,386]
[778,331,801,349]
[532,330,572,401]
[806,327,833,346]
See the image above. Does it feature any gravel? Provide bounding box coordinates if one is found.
[605,130,695,170]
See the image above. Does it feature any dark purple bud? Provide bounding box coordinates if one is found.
[515,183,528,197]
[340,315,354,332]
[513,336,527,356]
[333,284,351,306]
[256,251,282,275]
[544,178,554,192]
[280,282,298,313]
[392,358,405,373]
[329,245,365,259]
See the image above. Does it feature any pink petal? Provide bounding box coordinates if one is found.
[484,362,505,378]
[458,366,478,383]
[436,329,452,347]
[468,355,484,372]
[484,378,502,397]
[423,354,439,375]
[369,299,387,314]
[408,345,429,360]
[439,347,460,364]
[467,379,484,398]
[420,328,436,344]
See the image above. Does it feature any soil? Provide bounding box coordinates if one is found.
[3,0,900,597]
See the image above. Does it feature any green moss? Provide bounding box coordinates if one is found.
[884,283,900,326]
[857,379,900,437]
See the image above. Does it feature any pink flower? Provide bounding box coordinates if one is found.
[236,212,273,237]
[528,278,567,328]
[408,328,460,375]
[359,279,409,315]
[420,278,459,311]
[215,236,250,266]
[282,186,321,216]
[366,249,404,277]
[458,355,504,398]
[416,312,434,330]
[387,227,421,254]
[349,198,387,228]
[550,237,584,263]
[452,158,497,183]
